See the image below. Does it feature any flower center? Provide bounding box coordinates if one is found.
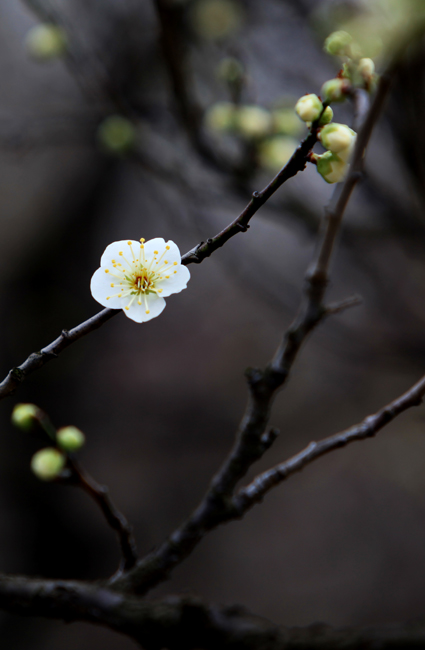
[132,270,153,293]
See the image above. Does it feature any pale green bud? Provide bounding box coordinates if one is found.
[235,105,272,139]
[319,123,356,153]
[319,106,333,126]
[11,403,38,431]
[295,94,323,123]
[31,448,65,481]
[25,24,67,61]
[204,101,236,132]
[271,108,304,137]
[320,78,348,103]
[316,151,348,184]
[97,116,136,155]
[258,136,298,171]
[217,57,244,84]
[56,426,85,453]
[190,0,242,40]
[324,30,352,56]
[358,58,375,81]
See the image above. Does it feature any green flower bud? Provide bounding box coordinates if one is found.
[316,151,348,184]
[319,123,356,153]
[324,30,352,56]
[11,403,38,431]
[97,116,136,155]
[31,448,65,481]
[358,58,375,81]
[25,24,67,61]
[318,106,333,126]
[204,101,237,132]
[190,0,242,40]
[320,78,349,103]
[271,108,304,137]
[217,57,244,84]
[235,105,272,139]
[258,136,298,171]
[295,94,323,122]
[56,426,85,453]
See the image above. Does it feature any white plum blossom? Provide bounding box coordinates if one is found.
[90,238,190,323]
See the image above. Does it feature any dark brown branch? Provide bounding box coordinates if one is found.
[0,308,116,400]
[234,372,425,513]
[0,127,318,402]
[66,459,138,573]
[181,129,318,265]
[2,575,425,649]
[113,70,393,596]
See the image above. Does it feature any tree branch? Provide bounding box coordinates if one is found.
[65,459,138,574]
[0,308,117,400]
[111,70,393,596]
[233,372,425,513]
[1,575,425,649]
[0,126,319,402]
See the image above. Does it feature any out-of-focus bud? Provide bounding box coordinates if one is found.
[31,448,65,481]
[217,57,244,85]
[25,24,67,61]
[272,108,304,137]
[316,151,349,184]
[319,106,334,126]
[235,105,272,139]
[358,57,375,81]
[190,0,242,40]
[97,116,136,155]
[318,123,356,153]
[324,30,352,56]
[258,136,298,171]
[295,94,323,122]
[56,426,85,453]
[11,404,38,432]
[320,78,349,103]
[204,101,236,132]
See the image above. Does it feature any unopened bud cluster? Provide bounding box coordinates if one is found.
[314,123,357,184]
[11,404,86,482]
[322,30,379,97]
[205,98,307,171]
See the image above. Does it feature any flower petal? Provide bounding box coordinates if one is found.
[144,238,182,266]
[100,240,139,267]
[90,267,128,309]
[124,293,166,322]
[157,265,190,297]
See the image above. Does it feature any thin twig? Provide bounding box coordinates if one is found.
[233,372,425,513]
[0,309,116,399]
[0,129,319,402]
[66,459,138,573]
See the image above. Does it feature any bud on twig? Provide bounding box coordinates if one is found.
[57,426,85,453]
[31,448,65,481]
[11,404,38,432]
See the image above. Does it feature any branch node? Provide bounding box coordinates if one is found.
[251,190,260,199]
[260,428,279,450]
[244,367,263,387]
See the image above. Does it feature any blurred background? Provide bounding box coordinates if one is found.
[1,0,425,647]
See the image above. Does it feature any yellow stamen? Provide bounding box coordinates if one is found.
[105,269,109,274]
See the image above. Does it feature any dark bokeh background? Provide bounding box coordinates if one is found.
[1,0,425,648]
